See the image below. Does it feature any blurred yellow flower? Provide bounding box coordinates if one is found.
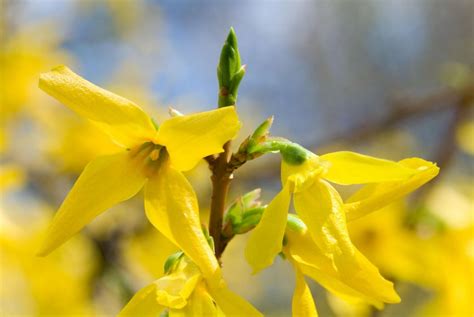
[38,66,241,281]
[0,205,98,316]
[348,190,473,317]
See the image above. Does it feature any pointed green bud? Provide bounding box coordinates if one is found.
[217,27,245,107]
[233,207,265,234]
[163,251,184,274]
[226,27,241,69]
[247,116,274,151]
[225,188,262,226]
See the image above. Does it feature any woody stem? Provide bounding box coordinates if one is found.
[209,141,233,260]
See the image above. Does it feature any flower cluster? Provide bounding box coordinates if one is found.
[37,29,439,316]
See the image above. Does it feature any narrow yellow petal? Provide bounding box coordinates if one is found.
[39,65,156,148]
[293,180,400,305]
[208,279,263,317]
[320,151,415,185]
[292,264,318,317]
[245,184,291,273]
[118,283,164,317]
[157,107,241,171]
[38,152,147,256]
[144,162,220,279]
[345,158,439,221]
[286,230,385,308]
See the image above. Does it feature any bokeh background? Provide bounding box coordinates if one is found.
[1,0,473,316]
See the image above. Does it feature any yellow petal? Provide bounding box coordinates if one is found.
[286,230,383,308]
[293,180,400,305]
[38,152,147,256]
[208,279,263,317]
[320,151,415,185]
[345,158,439,221]
[170,282,217,317]
[155,260,202,309]
[245,183,291,273]
[144,161,220,279]
[156,107,241,171]
[39,65,156,148]
[292,264,318,317]
[118,283,164,317]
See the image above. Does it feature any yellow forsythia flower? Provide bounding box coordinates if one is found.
[245,150,438,314]
[119,256,262,317]
[37,66,241,280]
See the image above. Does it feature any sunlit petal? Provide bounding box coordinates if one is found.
[345,158,439,221]
[39,65,157,147]
[245,183,291,273]
[118,283,164,317]
[293,180,400,305]
[144,161,220,279]
[157,107,241,171]
[38,152,147,256]
[320,151,415,185]
[292,264,318,317]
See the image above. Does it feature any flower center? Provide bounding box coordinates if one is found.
[128,142,168,177]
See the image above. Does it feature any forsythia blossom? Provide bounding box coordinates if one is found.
[37,66,240,279]
[246,147,438,314]
[119,256,261,317]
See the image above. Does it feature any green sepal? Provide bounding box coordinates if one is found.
[280,142,309,165]
[286,214,307,233]
[163,251,184,274]
[151,118,159,130]
[246,116,274,151]
[201,225,215,252]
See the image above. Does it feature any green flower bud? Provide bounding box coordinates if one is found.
[217,27,245,107]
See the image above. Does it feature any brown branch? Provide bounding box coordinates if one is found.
[412,85,474,203]
[208,141,233,259]
[323,87,464,146]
